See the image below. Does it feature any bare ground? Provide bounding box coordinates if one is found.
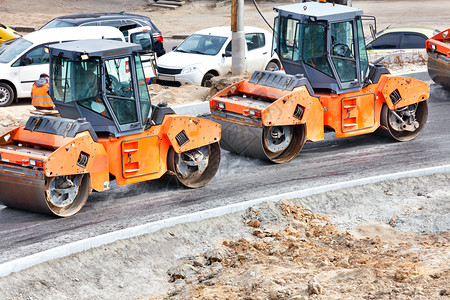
[0,174,449,299]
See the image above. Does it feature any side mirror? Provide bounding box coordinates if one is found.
[369,24,376,41]
[21,57,32,66]
[222,51,232,58]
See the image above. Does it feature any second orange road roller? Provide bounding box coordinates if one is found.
[426,28,450,90]
[210,2,429,163]
[0,39,221,217]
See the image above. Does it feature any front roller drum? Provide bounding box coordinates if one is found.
[168,142,221,188]
[0,168,91,217]
[218,119,306,163]
[381,101,428,142]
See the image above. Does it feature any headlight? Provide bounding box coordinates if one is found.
[181,64,201,74]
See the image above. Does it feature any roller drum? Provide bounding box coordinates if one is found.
[0,164,91,217]
[0,165,49,214]
[215,119,267,160]
[215,118,306,163]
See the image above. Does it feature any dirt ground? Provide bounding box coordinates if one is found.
[0,0,449,299]
[0,174,449,299]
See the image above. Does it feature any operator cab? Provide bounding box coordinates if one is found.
[273,2,370,94]
[49,39,159,137]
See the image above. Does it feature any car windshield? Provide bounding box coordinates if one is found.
[176,34,227,56]
[0,38,32,63]
[41,19,73,30]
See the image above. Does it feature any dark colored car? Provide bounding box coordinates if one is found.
[40,12,166,56]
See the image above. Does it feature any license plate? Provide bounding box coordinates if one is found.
[158,75,175,81]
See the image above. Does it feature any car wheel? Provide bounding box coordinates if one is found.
[201,73,215,87]
[265,61,280,72]
[0,83,15,107]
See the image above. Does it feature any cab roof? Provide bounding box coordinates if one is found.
[274,2,363,22]
[49,39,142,60]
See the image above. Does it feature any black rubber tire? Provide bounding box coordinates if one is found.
[0,82,15,107]
[265,61,280,71]
[201,72,215,87]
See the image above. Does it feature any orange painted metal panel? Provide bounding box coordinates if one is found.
[377,75,429,110]
[121,135,161,178]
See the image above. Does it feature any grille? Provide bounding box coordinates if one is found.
[157,67,182,75]
[389,89,402,105]
[293,104,304,120]
[175,130,189,147]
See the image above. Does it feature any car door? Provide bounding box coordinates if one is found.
[245,32,268,72]
[13,44,51,97]
[219,40,233,75]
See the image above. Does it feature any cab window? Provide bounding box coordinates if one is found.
[330,21,357,83]
[104,56,138,125]
[134,55,151,123]
[51,56,111,119]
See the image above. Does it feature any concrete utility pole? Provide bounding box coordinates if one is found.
[231,0,245,75]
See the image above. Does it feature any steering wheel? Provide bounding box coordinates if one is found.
[332,43,352,58]
[106,75,122,96]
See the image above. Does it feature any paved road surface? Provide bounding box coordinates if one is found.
[0,84,449,264]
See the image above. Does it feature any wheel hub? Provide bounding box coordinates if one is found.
[48,175,83,208]
[389,104,419,132]
[175,146,210,179]
[264,126,292,153]
[0,87,9,103]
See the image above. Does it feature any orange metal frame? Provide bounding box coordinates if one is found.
[426,28,450,58]
[0,115,221,191]
[210,74,429,141]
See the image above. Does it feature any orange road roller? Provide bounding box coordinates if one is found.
[426,28,450,90]
[210,2,429,163]
[0,39,221,217]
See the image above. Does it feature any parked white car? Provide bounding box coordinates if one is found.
[0,26,156,107]
[156,26,281,86]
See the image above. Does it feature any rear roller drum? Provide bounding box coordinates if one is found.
[44,174,91,217]
[262,125,306,163]
[381,101,428,141]
[168,142,221,188]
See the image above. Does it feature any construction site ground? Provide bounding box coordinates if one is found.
[0,0,449,299]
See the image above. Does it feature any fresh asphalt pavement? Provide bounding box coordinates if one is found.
[0,84,449,264]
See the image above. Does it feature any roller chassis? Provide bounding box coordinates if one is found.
[210,2,430,163]
[210,70,429,163]
[0,39,221,217]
